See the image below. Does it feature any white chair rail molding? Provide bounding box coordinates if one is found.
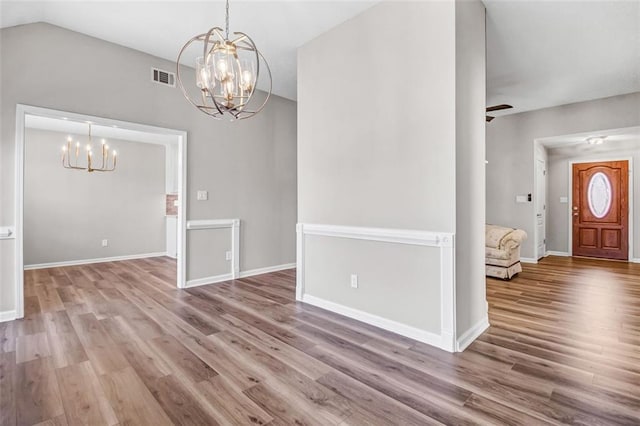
[296,223,474,352]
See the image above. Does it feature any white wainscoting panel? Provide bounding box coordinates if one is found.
[186,219,240,283]
[296,223,458,352]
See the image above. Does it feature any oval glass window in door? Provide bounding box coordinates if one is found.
[587,172,612,218]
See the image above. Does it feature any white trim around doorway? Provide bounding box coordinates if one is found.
[14,104,188,319]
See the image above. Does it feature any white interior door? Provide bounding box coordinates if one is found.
[536,158,546,259]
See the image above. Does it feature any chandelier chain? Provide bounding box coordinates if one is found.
[225,0,230,40]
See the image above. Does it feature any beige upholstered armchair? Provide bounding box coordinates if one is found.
[485,225,528,280]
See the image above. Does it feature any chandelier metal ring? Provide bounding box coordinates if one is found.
[176,1,272,121]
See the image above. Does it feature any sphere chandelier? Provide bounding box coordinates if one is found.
[176,0,272,121]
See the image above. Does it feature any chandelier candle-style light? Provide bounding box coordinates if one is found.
[176,0,271,120]
[62,123,117,172]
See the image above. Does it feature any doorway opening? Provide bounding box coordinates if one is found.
[533,126,638,264]
[15,105,187,318]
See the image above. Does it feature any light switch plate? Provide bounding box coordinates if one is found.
[196,190,208,201]
[350,274,358,289]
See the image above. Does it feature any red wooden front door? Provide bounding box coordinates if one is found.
[572,160,629,260]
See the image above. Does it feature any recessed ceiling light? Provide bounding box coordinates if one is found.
[586,136,606,145]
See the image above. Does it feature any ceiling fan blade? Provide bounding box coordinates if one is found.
[486,116,495,122]
[486,104,513,112]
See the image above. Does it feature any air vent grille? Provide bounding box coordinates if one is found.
[151,67,175,87]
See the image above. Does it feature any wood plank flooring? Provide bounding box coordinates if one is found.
[1,256,639,425]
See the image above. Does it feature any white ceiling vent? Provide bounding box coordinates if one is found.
[151,67,175,87]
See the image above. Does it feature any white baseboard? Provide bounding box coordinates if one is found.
[185,273,234,288]
[456,316,489,351]
[520,257,538,264]
[631,258,640,264]
[545,251,570,257]
[239,263,296,279]
[183,263,295,289]
[301,294,445,350]
[24,252,168,270]
[0,310,17,323]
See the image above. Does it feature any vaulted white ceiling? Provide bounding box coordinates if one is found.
[0,1,379,101]
[1,1,639,114]
[485,0,640,116]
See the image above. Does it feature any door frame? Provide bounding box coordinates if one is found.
[14,104,188,319]
[532,141,547,262]
[568,157,633,260]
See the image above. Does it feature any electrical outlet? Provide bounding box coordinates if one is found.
[350,274,358,289]
[196,190,208,201]
[101,239,108,247]
[225,251,232,261]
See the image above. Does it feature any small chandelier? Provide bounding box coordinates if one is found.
[176,0,271,120]
[62,123,117,172]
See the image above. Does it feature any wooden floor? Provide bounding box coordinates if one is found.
[1,256,639,425]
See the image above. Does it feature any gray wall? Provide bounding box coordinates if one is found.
[304,236,442,332]
[0,23,297,312]
[298,0,486,341]
[298,1,456,335]
[486,92,640,259]
[298,1,456,231]
[547,141,640,259]
[455,0,487,335]
[187,228,231,280]
[24,128,166,265]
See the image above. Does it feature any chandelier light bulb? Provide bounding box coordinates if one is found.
[216,59,228,78]
[61,123,117,173]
